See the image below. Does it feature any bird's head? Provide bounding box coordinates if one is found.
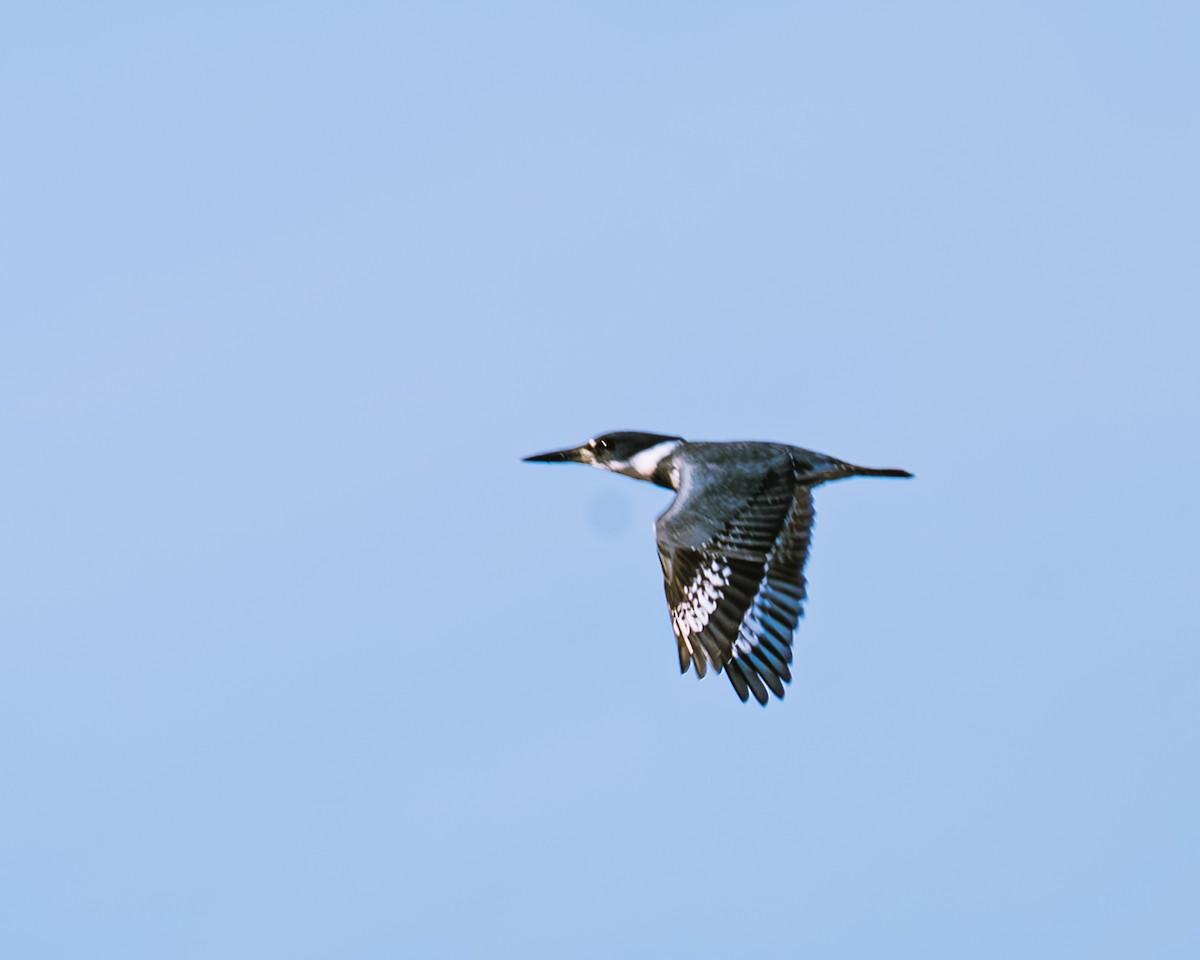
[523,431,684,484]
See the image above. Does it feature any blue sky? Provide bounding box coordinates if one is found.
[2,3,1198,957]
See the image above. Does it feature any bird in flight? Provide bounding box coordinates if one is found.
[524,431,912,705]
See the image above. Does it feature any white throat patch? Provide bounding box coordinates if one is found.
[623,440,683,480]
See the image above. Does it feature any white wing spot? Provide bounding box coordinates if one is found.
[672,558,733,642]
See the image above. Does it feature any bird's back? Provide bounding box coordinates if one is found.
[657,441,831,550]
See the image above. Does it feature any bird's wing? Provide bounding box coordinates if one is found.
[655,454,815,705]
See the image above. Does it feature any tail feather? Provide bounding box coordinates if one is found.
[849,465,913,478]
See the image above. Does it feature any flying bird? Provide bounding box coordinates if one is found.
[523,431,912,705]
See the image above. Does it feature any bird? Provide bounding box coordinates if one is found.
[523,431,912,705]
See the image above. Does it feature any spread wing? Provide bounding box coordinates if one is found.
[655,453,815,705]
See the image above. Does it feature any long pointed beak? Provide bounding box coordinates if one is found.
[522,445,588,463]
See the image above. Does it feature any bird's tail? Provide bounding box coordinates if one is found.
[846,464,913,479]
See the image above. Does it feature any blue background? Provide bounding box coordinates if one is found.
[3,3,1197,957]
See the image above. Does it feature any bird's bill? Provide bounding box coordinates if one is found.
[522,444,590,463]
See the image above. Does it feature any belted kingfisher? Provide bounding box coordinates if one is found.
[524,431,912,706]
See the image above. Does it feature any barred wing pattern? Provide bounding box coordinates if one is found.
[655,459,815,705]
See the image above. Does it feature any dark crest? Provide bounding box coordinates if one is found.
[589,431,684,461]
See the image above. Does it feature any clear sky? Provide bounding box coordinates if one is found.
[2,3,1198,957]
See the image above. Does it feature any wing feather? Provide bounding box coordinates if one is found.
[655,447,818,705]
